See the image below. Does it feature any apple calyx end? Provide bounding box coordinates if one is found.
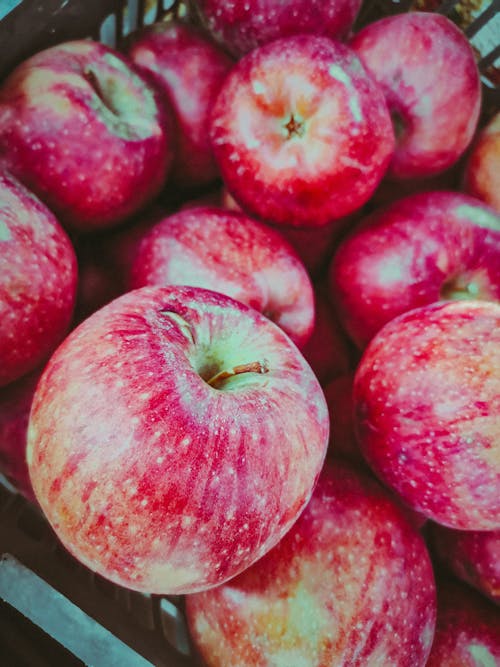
[206,360,269,389]
[283,113,305,139]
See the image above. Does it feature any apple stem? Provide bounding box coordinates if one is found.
[207,360,269,388]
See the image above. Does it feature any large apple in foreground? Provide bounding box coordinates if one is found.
[127,206,315,348]
[354,300,500,531]
[210,34,395,228]
[125,20,233,189]
[329,191,500,348]
[189,0,362,57]
[351,11,481,180]
[186,459,436,666]
[27,286,329,594]
[0,171,77,388]
[425,577,500,666]
[0,40,173,232]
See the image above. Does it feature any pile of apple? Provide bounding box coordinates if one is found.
[0,0,499,664]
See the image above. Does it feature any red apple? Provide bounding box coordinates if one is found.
[185,459,436,667]
[0,369,41,504]
[127,205,315,348]
[426,577,500,666]
[428,522,500,606]
[353,299,500,531]
[27,286,329,594]
[301,285,352,384]
[0,171,77,388]
[125,20,233,189]
[351,12,481,179]
[221,186,346,277]
[329,191,500,349]
[463,110,500,213]
[210,34,395,228]
[188,0,363,57]
[0,39,173,232]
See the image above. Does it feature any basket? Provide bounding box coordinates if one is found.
[0,1,498,665]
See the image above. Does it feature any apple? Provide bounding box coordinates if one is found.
[0,171,77,388]
[300,285,352,384]
[185,459,436,667]
[463,110,500,213]
[221,186,346,277]
[124,20,233,189]
[0,368,41,504]
[188,0,363,57]
[425,577,500,666]
[210,34,395,228]
[428,522,500,606]
[329,190,500,349]
[353,299,500,531]
[127,205,315,348]
[0,39,173,233]
[351,11,481,179]
[26,285,329,595]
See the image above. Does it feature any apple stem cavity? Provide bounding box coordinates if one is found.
[206,360,269,389]
[84,68,120,117]
[440,271,490,302]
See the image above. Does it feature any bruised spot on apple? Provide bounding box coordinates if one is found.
[27,286,329,594]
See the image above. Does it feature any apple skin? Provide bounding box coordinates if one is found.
[328,191,500,349]
[353,299,500,531]
[0,40,173,232]
[351,12,481,180]
[425,577,500,667]
[185,459,436,667]
[0,171,77,388]
[428,523,500,606]
[210,34,395,228]
[221,186,346,278]
[0,369,41,504]
[125,20,233,189]
[127,205,315,348]
[26,285,329,595]
[463,110,500,213]
[188,0,362,57]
